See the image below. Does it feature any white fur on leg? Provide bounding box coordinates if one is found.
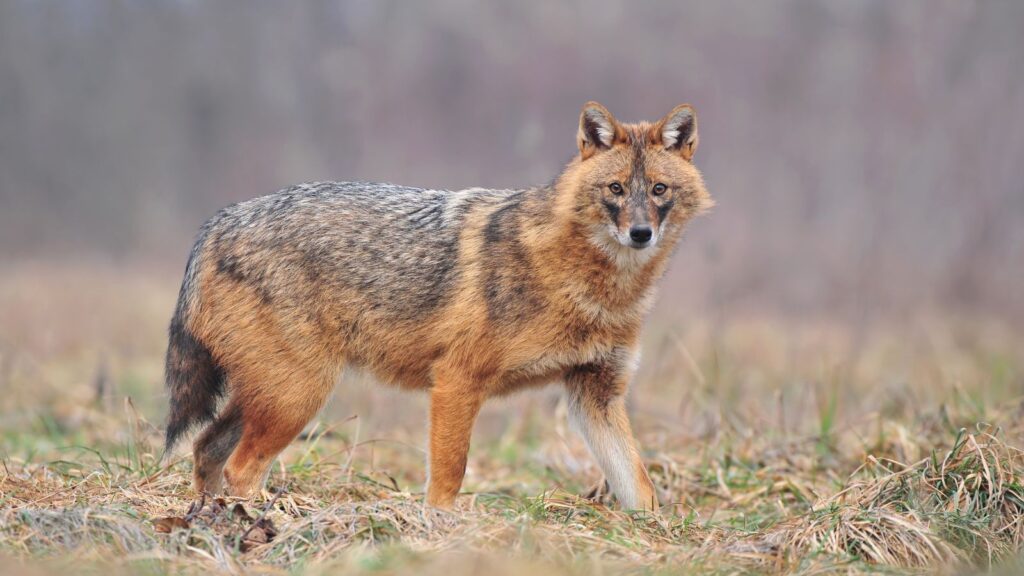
[568,396,652,510]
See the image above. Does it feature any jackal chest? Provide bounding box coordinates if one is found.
[494,312,635,392]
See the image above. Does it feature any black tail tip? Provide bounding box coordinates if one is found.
[164,419,187,455]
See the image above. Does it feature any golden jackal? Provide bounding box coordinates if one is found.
[164,102,712,510]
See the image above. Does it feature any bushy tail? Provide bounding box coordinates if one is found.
[163,242,226,457]
[163,313,225,456]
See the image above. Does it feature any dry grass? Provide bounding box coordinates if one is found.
[1,261,1023,575]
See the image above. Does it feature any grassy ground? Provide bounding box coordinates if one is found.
[2,261,1024,575]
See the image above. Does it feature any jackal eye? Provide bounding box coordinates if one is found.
[652,183,667,196]
[608,182,624,195]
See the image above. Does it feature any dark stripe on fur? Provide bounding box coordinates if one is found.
[482,193,543,324]
[656,197,675,223]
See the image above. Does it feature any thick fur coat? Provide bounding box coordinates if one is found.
[164,102,712,510]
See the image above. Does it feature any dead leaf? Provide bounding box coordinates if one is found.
[238,517,278,552]
[153,516,190,533]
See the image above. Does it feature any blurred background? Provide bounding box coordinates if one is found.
[3,5,1024,570]
[3,0,1023,318]
[0,1,1022,437]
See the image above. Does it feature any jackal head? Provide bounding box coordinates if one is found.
[564,101,713,256]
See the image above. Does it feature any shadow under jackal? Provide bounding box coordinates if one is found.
[164,101,712,510]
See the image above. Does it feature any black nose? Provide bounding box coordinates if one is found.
[629,225,653,244]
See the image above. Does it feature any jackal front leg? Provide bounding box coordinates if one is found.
[426,374,484,509]
[565,351,658,512]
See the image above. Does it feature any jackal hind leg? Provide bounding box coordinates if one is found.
[192,400,244,494]
[222,363,337,497]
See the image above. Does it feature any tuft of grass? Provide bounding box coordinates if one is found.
[734,427,1024,570]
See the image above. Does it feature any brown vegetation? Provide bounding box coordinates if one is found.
[1,263,1022,574]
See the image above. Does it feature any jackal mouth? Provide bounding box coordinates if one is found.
[628,239,656,250]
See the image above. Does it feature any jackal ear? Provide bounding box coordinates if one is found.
[657,104,698,160]
[578,102,621,159]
